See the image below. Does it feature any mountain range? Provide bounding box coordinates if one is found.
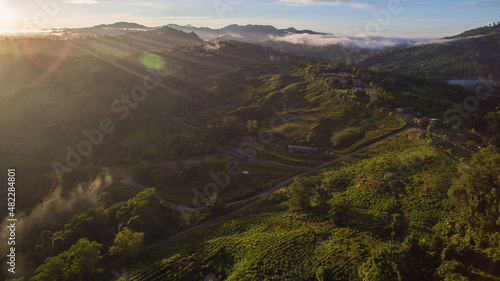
[1,21,499,79]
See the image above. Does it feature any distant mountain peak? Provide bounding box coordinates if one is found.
[281,27,326,35]
[97,22,148,29]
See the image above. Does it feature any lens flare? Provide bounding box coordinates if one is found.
[139,53,166,70]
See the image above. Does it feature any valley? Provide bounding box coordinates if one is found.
[0,19,499,281]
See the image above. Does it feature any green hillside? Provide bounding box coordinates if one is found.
[356,33,500,79]
[117,131,500,281]
[447,21,500,38]
[1,40,499,281]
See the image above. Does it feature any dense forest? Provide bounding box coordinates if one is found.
[1,25,500,281]
[355,33,500,79]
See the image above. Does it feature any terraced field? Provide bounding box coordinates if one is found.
[114,130,467,280]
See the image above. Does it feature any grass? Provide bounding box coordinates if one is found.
[435,139,473,162]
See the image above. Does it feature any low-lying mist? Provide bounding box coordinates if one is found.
[0,170,114,253]
[269,33,413,49]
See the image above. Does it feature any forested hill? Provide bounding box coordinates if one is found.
[447,21,500,38]
[0,26,203,56]
[355,33,500,79]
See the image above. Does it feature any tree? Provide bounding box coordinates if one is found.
[370,88,393,107]
[31,238,103,281]
[287,178,312,212]
[442,121,451,135]
[246,120,258,136]
[486,107,500,147]
[450,146,500,233]
[311,186,331,212]
[204,193,226,217]
[31,255,66,281]
[109,227,144,259]
[390,213,406,238]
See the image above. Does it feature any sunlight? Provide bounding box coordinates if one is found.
[0,1,12,31]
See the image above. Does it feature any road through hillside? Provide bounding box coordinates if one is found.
[145,127,410,248]
[106,127,418,271]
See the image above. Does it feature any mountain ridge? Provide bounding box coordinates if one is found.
[446,21,500,38]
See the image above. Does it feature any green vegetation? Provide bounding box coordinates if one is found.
[109,228,145,259]
[447,21,500,38]
[114,132,500,280]
[1,34,499,281]
[356,33,500,79]
[31,238,103,281]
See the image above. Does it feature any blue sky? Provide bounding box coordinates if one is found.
[1,0,499,37]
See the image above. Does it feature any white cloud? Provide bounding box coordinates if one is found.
[269,33,412,49]
[270,33,490,50]
[411,35,486,45]
[277,0,373,8]
[63,0,99,4]
[463,1,500,7]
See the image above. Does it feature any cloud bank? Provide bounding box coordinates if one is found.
[269,33,413,49]
[63,0,99,4]
[268,32,488,50]
[277,0,373,8]
[463,1,500,7]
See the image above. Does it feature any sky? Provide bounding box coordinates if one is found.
[0,0,499,38]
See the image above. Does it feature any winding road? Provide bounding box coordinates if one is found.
[133,128,410,249]
[105,127,413,270]
[107,120,484,272]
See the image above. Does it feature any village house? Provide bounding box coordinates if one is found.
[285,145,320,153]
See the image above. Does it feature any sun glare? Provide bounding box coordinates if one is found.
[0,1,12,31]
